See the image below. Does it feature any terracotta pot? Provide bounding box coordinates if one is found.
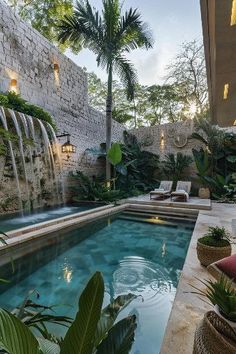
[196,240,231,266]
[214,305,236,330]
[198,187,210,199]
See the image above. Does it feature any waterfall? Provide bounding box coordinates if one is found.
[26,114,43,205]
[8,109,31,210]
[37,119,61,204]
[0,107,23,211]
[0,106,64,213]
[46,123,66,203]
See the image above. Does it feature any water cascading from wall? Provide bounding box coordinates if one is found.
[0,107,23,212]
[0,106,65,213]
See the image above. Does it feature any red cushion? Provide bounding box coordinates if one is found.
[216,254,236,281]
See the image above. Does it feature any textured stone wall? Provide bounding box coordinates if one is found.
[131,120,199,158]
[0,0,124,180]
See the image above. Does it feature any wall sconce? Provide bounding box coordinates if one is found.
[160,132,165,150]
[54,63,59,73]
[234,120,236,126]
[231,0,236,26]
[56,133,76,159]
[10,79,17,93]
[223,83,229,100]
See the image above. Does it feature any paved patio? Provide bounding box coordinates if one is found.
[160,202,236,354]
[125,194,212,210]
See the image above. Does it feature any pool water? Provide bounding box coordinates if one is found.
[0,204,97,232]
[0,214,195,353]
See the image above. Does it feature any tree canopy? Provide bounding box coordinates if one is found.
[7,0,81,52]
[87,39,209,128]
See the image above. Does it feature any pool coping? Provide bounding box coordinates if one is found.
[160,202,236,354]
[4,204,115,238]
[0,204,129,253]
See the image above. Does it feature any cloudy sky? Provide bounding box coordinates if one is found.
[66,0,203,85]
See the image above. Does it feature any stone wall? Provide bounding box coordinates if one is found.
[0,0,124,180]
[131,120,200,159]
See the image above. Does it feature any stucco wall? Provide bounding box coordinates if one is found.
[0,0,124,179]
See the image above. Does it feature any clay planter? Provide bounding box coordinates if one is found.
[196,241,232,266]
[198,187,210,199]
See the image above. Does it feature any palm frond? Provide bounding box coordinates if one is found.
[102,0,121,41]
[58,0,103,51]
[113,55,138,100]
[117,8,154,51]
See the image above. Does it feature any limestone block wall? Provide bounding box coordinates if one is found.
[131,120,200,158]
[131,120,202,181]
[0,0,124,180]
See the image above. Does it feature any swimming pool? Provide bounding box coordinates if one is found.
[0,204,100,232]
[0,213,195,353]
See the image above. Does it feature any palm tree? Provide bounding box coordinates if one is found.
[58,0,153,180]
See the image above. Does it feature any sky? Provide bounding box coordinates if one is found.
[66,0,203,85]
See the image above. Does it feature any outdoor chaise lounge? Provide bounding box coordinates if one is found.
[170,181,191,202]
[150,181,173,200]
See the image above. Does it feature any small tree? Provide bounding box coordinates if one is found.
[58,0,153,181]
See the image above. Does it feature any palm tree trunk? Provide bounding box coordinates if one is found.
[106,65,113,182]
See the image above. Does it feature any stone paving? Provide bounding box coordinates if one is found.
[160,202,236,354]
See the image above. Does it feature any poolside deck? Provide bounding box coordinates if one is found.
[160,202,236,354]
[124,194,212,210]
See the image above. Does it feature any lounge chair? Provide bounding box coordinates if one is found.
[150,181,173,200]
[171,181,191,202]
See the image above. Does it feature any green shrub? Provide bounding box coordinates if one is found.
[192,276,236,322]
[198,226,231,247]
[0,94,8,106]
[0,91,56,129]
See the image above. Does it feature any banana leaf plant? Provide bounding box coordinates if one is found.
[0,272,137,354]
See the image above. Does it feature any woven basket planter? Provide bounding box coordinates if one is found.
[197,241,231,266]
[198,187,210,199]
[193,311,236,354]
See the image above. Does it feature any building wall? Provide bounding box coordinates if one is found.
[0,0,124,179]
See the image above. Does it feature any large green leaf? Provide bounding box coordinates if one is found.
[94,293,137,347]
[227,156,236,163]
[61,272,104,354]
[108,143,122,166]
[0,308,39,354]
[38,338,60,354]
[115,163,127,176]
[96,315,137,354]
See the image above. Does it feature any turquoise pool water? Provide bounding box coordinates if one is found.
[0,204,98,232]
[0,214,195,353]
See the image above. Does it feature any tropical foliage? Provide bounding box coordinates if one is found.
[0,92,55,129]
[71,131,196,202]
[0,272,137,354]
[162,152,193,188]
[198,226,231,247]
[191,117,236,202]
[191,276,236,322]
[73,131,161,201]
[58,0,153,180]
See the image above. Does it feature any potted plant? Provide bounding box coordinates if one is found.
[197,226,231,266]
[192,276,236,329]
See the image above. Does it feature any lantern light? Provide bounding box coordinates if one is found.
[54,63,59,73]
[56,133,76,159]
[10,79,17,92]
